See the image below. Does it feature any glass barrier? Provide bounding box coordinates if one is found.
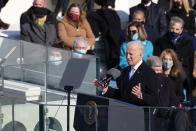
[41,104,196,131]
[0,37,99,104]
[0,97,41,131]
[0,37,196,131]
[0,95,196,131]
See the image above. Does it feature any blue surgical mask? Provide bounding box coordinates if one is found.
[131,33,139,41]
[48,56,62,66]
[73,51,85,58]
[163,60,174,70]
[75,49,87,54]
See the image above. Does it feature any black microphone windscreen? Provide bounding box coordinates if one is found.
[106,68,121,80]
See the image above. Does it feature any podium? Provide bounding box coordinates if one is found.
[74,93,145,131]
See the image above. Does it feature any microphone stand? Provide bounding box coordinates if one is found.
[64,85,74,131]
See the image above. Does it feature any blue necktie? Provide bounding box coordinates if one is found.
[129,68,135,80]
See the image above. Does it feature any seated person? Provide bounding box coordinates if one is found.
[72,37,89,55]
[20,0,57,45]
[57,3,95,49]
[20,0,56,26]
[72,37,96,57]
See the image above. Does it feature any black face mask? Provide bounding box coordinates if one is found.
[32,7,47,18]
[173,1,181,9]
[141,0,151,5]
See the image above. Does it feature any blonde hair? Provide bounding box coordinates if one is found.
[126,21,147,41]
[169,0,192,13]
[160,49,181,78]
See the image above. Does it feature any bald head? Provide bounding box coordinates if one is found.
[126,41,144,66]
[33,0,45,7]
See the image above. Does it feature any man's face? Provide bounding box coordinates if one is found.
[74,42,87,51]
[132,13,145,23]
[152,66,163,74]
[169,22,183,34]
[126,43,142,66]
[33,0,45,7]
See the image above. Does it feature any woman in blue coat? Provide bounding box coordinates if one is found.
[119,21,154,69]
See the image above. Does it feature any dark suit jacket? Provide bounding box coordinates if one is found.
[87,8,121,69]
[104,62,159,106]
[129,2,167,36]
[154,33,194,84]
[20,22,57,45]
[157,74,179,107]
[166,8,196,35]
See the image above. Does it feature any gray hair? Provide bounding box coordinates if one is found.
[72,37,88,49]
[127,41,144,56]
[169,16,184,28]
[146,56,162,67]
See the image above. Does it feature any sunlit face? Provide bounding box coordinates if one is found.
[170,23,183,34]
[129,26,138,35]
[152,66,163,74]
[132,13,145,23]
[126,43,142,66]
[70,7,80,15]
[33,0,45,7]
[162,54,173,61]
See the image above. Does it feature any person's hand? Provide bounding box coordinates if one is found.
[93,79,108,93]
[131,83,142,99]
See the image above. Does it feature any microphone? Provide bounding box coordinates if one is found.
[97,68,121,88]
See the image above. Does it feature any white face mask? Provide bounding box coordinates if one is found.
[163,60,174,70]
[48,56,62,66]
[131,33,139,41]
[75,49,87,54]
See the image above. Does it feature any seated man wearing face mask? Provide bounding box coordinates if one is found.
[154,16,194,100]
[72,37,90,58]
[20,0,57,45]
